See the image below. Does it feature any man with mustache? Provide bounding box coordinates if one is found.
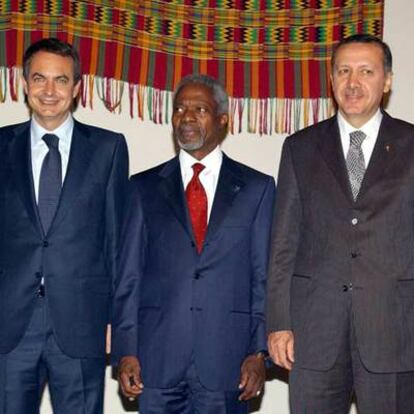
[0,38,128,413]
[267,34,414,413]
[112,74,275,413]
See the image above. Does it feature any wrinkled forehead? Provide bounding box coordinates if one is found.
[333,42,385,67]
[175,82,215,101]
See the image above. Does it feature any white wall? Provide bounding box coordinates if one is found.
[0,1,413,412]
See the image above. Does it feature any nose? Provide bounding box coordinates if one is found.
[181,107,196,122]
[44,79,56,95]
[347,71,360,88]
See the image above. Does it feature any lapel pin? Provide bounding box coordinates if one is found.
[233,185,241,193]
[385,145,390,153]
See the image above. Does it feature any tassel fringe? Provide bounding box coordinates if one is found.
[1,67,335,135]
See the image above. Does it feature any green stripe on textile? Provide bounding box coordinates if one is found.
[294,61,302,99]
[319,60,328,98]
[147,49,156,85]
[165,53,174,92]
[0,31,6,65]
[121,45,130,81]
[97,40,106,78]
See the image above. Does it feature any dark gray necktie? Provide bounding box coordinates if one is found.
[346,130,366,200]
[38,134,62,233]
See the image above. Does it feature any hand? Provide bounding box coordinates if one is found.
[238,353,266,401]
[118,356,144,399]
[106,324,111,354]
[268,330,294,370]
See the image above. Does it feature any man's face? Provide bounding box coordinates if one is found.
[331,42,392,128]
[23,51,80,130]
[172,83,228,160]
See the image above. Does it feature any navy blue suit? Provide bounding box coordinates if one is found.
[112,153,275,403]
[0,120,129,413]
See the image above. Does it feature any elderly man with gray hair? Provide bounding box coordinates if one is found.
[112,74,275,414]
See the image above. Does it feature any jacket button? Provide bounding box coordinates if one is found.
[43,240,49,248]
[343,285,348,292]
[351,252,358,258]
[194,272,201,280]
[351,218,358,225]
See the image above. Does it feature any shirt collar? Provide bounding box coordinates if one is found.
[179,145,223,176]
[30,114,74,149]
[337,109,383,140]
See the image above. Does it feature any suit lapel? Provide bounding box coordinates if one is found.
[158,157,193,239]
[205,154,244,242]
[49,121,94,232]
[9,122,43,235]
[317,116,353,202]
[357,113,397,200]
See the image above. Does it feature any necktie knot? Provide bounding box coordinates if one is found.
[42,134,59,149]
[349,130,366,148]
[192,163,205,177]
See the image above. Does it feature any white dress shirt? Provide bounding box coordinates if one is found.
[337,109,383,168]
[179,145,223,222]
[30,115,74,202]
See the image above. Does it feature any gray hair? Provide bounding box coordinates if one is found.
[173,74,229,115]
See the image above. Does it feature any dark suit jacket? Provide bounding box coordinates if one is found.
[0,120,129,357]
[112,153,275,391]
[267,112,414,373]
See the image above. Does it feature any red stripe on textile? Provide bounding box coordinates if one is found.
[113,8,120,25]
[87,2,94,21]
[259,61,269,99]
[182,56,193,79]
[78,37,92,75]
[233,60,244,98]
[128,47,141,85]
[104,42,116,78]
[5,30,16,68]
[333,24,341,42]
[31,31,43,45]
[62,1,70,15]
[154,52,167,90]
[309,60,320,99]
[207,59,218,82]
[137,14,145,30]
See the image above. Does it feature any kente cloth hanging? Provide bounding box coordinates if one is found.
[0,0,384,134]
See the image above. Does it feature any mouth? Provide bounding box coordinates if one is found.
[178,125,201,139]
[344,93,364,103]
[39,101,60,107]
[344,88,363,99]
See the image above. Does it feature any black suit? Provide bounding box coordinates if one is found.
[0,120,129,413]
[267,112,414,412]
[112,153,275,412]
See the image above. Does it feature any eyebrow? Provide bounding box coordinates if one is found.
[30,73,70,81]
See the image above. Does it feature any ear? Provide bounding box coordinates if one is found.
[218,113,229,128]
[22,77,28,95]
[73,80,81,98]
[383,71,393,94]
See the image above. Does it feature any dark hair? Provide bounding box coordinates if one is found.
[23,38,81,83]
[173,74,229,115]
[331,34,392,73]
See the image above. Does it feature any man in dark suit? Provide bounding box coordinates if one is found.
[267,34,414,413]
[0,38,129,413]
[112,74,275,413]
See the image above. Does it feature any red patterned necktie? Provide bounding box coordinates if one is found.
[185,163,207,253]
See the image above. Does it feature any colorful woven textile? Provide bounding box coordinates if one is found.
[0,0,384,134]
